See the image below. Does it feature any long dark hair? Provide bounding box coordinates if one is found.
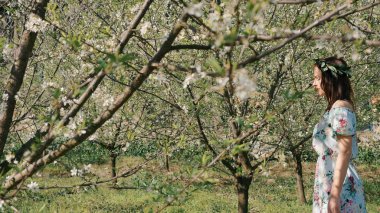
[314,56,355,111]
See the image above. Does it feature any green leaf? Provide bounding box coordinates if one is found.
[119,53,136,64]
[231,144,249,155]
[201,153,212,166]
[97,59,107,69]
[206,57,224,74]
[52,88,61,99]
[107,53,117,63]
[236,117,244,128]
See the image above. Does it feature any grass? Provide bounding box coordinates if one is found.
[5,157,380,212]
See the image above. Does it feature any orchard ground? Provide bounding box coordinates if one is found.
[11,156,380,212]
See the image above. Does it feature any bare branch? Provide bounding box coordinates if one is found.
[238,4,348,68]
[116,0,155,54]
[271,0,328,4]
[170,44,212,51]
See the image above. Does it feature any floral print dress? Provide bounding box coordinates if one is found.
[312,107,367,213]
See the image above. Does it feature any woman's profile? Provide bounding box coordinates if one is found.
[311,56,367,213]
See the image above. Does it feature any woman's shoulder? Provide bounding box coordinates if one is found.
[331,100,354,112]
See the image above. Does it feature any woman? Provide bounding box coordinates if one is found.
[311,56,366,213]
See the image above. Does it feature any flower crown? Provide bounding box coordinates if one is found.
[314,59,352,78]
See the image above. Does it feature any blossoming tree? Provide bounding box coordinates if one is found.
[0,0,379,212]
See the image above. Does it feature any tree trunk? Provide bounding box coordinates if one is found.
[111,153,117,185]
[165,154,170,171]
[294,152,307,204]
[0,0,50,157]
[236,176,252,213]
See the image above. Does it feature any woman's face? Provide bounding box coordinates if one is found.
[312,66,325,96]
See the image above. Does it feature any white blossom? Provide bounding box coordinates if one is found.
[70,167,83,177]
[27,181,39,191]
[2,44,14,62]
[181,105,189,114]
[89,132,98,141]
[5,153,14,163]
[67,118,77,130]
[59,107,66,116]
[2,93,9,102]
[233,69,257,101]
[130,4,141,13]
[102,96,114,108]
[183,73,197,88]
[222,12,233,27]
[14,94,21,104]
[351,52,360,61]
[208,12,220,23]
[61,96,73,106]
[0,199,4,209]
[41,81,58,89]
[262,171,270,177]
[81,63,94,72]
[151,72,168,84]
[122,142,131,152]
[186,3,203,17]
[25,14,49,32]
[83,164,92,173]
[140,22,151,35]
[211,77,229,92]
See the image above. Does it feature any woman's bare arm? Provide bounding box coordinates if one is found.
[331,135,352,198]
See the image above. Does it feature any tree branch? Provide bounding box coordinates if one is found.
[2,12,190,195]
[170,44,212,51]
[271,0,328,4]
[238,4,348,68]
[0,0,50,157]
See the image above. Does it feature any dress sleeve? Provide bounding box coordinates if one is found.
[330,108,356,136]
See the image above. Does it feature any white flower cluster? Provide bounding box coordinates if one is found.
[186,3,203,17]
[70,164,92,177]
[130,3,141,14]
[70,167,83,177]
[0,199,4,209]
[233,69,257,101]
[121,142,131,152]
[27,181,39,191]
[151,72,169,85]
[2,93,9,102]
[183,64,206,88]
[210,77,229,93]
[91,87,116,111]
[2,44,14,62]
[63,112,85,138]
[207,11,233,32]
[140,21,152,36]
[61,96,73,107]
[102,95,114,108]
[4,151,19,164]
[41,81,58,89]
[25,14,49,33]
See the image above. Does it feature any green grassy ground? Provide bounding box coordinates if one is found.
[7,157,380,212]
